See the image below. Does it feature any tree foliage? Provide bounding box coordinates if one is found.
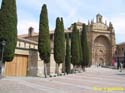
[78,30,83,66]
[54,17,65,75]
[71,23,80,66]
[81,24,90,67]
[38,4,50,63]
[0,0,17,61]
[54,17,65,65]
[65,34,71,74]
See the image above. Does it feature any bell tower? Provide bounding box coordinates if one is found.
[96,14,102,23]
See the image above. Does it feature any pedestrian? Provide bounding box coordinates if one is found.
[120,61,123,72]
[112,58,115,66]
[117,57,120,69]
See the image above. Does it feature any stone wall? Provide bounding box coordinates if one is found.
[27,49,38,76]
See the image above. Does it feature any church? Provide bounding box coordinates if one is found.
[68,14,116,66]
[4,14,116,77]
[87,14,116,66]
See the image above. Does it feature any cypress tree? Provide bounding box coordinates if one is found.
[71,23,79,72]
[0,0,17,62]
[81,24,90,71]
[38,4,50,78]
[54,17,65,75]
[78,30,83,67]
[65,34,71,74]
[60,17,65,74]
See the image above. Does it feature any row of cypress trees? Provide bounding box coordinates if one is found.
[38,4,66,77]
[0,0,89,77]
[71,23,89,73]
[38,4,89,77]
[38,4,90,77]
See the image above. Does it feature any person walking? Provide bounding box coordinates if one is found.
[117,57,120,69]
[120,61,123,72]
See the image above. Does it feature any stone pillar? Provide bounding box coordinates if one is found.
[27,49,38,76]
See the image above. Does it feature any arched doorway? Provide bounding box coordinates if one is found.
[99,58,104,66]
[94,35,110,66]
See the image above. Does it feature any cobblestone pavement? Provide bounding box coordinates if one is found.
[0,66,125,93]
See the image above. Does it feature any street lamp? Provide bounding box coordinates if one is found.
[0,40,6,74]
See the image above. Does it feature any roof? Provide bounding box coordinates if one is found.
[19,31,38,38]
[76,21,83,26]
[18,29,72,38]
[96,13,102,17]
[17,37,38,44]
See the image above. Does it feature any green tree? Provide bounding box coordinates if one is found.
[65,34,71,74]
[0,0,17,62]
[38,4,50,78]
[60,17,66,74]
[78,30,83,67]
[54,17,65,75]
[81,24,90,71]
[71,23,80,72]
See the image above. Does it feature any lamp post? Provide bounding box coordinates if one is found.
[0,40,6,75]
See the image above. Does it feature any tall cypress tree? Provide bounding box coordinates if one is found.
[38,4,50,78]
[54,17,65,75]
[60,17,65,73]
[0,0,17,62]
[71,23,79,71]
[81,24,90,71]
[78,30,83,67]
[65,34,71,74]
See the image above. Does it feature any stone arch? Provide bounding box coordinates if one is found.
[99,58,104,65]
[94,35,111,65]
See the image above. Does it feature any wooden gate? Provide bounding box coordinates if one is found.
[5,55,28,76]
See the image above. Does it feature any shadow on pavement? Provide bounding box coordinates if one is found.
[116,73,125,76]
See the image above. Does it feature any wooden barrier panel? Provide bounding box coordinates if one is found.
[5,55,28,76]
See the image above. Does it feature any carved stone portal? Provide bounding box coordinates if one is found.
[94,35,110,66]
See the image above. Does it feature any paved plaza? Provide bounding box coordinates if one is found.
[0,66,125,93]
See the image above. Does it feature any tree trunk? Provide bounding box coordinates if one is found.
[82,66,85,72]
[73,65,76,73]
[62,62,65,75]
[57,64,60,76]
[47,63,50,75]
[44,63,47,78]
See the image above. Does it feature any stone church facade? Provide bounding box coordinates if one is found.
[4,14,116,77]
[87,14,116,66]
[69,14,116,66]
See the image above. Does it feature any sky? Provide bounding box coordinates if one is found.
[0,0,125,44]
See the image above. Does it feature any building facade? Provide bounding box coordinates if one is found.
[87,14,116,66]
[4,14,116,77]
[114,42,125,67]
[68,14,116,66]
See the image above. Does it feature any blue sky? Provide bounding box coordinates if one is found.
[0,0,125,44]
